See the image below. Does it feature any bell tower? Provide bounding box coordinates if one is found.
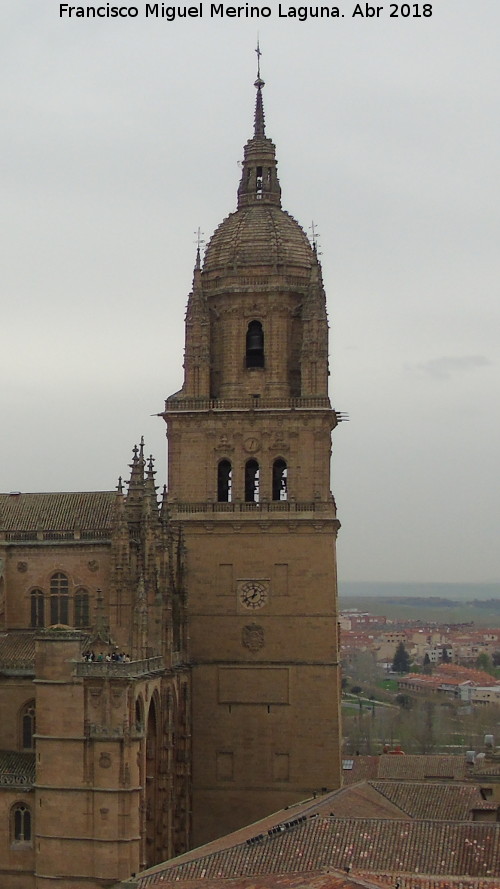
[163,62,343,846]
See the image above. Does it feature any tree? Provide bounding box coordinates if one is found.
[396,693,412,710]
[476,652,494,675]
[492,651,500,667]
[441,647,451,663]
[423,653,432,674]
[392,641,411,673]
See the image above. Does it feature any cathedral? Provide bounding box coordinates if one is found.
[0,65,342,888]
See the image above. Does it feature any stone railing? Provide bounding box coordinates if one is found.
[170,501,335,516]
[2,529,110,543]
[0,661,35,675]
[0,773,32,787]
[163,396,332,412]
[75,656,164,679]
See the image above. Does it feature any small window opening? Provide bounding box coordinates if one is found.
[218,460,232,503]
[272,459,288,501]
[21,702,36,751]
[75,589,89,628]
[246,321,264,369]
[30,589,44,628]
[13,805,31,843]
[245,460,260,503]
[256,166,263,197]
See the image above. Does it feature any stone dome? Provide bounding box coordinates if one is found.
[203,205,314,275]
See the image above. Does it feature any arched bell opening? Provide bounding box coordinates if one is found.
[217,459,232,503]
[245,320,264,369]
[245,459,260,503]
[272,458,288,501]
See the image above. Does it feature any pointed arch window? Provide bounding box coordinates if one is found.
[30,589,45,628]
[20,701,36,751]
[135,697,144,733]
[217,460,232,503]
[50,572,69,625]
[246,321,264,368]
[74,589,89,627]
[245,460,260,503]
[272,459,288,501]
[12,804,32,844]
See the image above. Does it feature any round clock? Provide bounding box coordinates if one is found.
[239,581,268,610]
[244,437,260,454]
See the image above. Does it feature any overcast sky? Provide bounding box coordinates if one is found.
[1,2,499,585]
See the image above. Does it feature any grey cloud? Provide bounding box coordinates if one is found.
[415,356,492,381]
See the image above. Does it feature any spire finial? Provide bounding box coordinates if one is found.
[194,227,204,270]
[254,40,265,138]
[309,221,322,255]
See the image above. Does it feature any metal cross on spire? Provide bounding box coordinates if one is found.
[255,38,262,80]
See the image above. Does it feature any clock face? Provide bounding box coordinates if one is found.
[239,581,268,610]
[244,437,260,454]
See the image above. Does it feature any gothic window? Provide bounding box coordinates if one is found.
[50,572,69,625]
[217,460,232,503]
[246,320,264,368]
[12,804,32,844]
[74,589,89,627]
[272,459,288,501]
[20,701,36,751]
[245,460,260,503]
[30,589,44,628]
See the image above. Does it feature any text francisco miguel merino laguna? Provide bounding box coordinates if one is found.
[59,2,358,18]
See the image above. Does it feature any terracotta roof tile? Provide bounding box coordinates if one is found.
[137,818,500,885]
[0,750,35,786]
[342,757,381,785]
[0,491,116,534]
[342,755,474,783]
[356,873,499,889]
[377,755,469,781]
[370,782,492,820]
[325,784,411,820]
[138,873,391,889]
[0,632,35,670]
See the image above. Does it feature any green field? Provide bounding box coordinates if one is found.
[339,595,500,627]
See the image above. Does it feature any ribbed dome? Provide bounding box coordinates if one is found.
[203,205,314,274]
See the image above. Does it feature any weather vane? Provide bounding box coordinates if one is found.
[309,221,321,253]
[194,227,205,251]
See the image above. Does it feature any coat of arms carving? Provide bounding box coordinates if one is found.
[242,623,265,652]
